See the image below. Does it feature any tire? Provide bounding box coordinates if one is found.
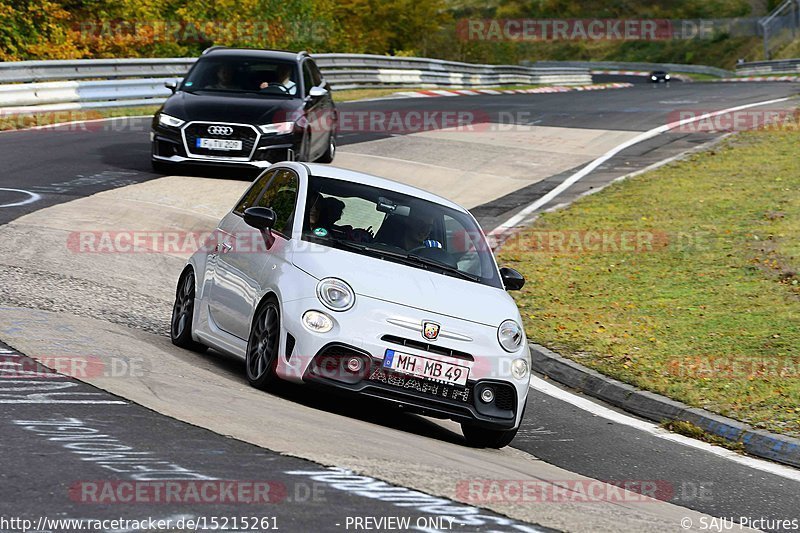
[245,298,282,390]
[170,270,207,352]
[315,132,336,163]
[461,423,519,449]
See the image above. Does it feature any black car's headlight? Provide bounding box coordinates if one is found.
[259,122,295,135]
[158,113,185,128]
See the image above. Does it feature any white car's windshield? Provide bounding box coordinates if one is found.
[302,175,502,288]
[181,57,299,97]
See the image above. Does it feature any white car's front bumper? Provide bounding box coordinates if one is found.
[275,295,530,430]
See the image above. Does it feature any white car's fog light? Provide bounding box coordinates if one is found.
[302,310,333,333]
[316,278,355,311]
[511,358,529,380]
[480,387,495,403]
[498,320,523,352]
[346,357,363,372]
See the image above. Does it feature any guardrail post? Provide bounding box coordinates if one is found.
[795,0,800,37]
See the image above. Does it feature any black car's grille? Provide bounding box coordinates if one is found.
[184,123,258,159]
[381,335,473,361]
[367,366,471,404]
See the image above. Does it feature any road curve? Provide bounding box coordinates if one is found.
[1,82,798,532]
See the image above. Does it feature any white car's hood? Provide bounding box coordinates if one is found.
[291,243,520,327]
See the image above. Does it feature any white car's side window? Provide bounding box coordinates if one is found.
[234,169,278,215]
[254,169,299,236]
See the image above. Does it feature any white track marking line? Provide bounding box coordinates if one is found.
[530,376,800,481]
[0,188,41,208]
[0,400,127,404]
[492,96,793,234]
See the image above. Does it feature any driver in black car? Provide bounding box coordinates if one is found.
[259,64,297,95]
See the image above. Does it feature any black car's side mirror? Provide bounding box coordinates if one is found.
[243,207,277,231]
[164,81,178,94]
[308,86,328,99]
[499,267,525,291]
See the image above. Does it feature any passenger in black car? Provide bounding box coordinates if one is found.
[208,64,238,90]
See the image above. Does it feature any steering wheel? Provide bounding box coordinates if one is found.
[260,84,289,94]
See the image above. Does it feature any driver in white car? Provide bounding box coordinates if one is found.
[402,211,439,250]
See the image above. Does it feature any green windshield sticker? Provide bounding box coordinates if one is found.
[313,227,328,237]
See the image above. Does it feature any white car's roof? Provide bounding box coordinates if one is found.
[301,163,467,213]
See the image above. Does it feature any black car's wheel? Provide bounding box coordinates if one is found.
[316,132,336,164]
[246,298,281,390]
[171,270,207,352]
[461,423,519,449]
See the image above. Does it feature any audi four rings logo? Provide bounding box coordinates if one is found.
[208,126,233,136]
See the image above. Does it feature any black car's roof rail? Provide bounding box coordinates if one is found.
[202,45,228,55]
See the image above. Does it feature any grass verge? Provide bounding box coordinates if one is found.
[499,123,800,438]
[0,106,161,132]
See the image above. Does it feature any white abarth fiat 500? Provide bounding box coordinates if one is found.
[171,162,530,448]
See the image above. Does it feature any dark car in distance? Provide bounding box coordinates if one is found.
[151,48,337,172]
[650,70,671,83]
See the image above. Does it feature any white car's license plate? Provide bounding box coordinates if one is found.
[383,349,469,386]
[196,138,242,151]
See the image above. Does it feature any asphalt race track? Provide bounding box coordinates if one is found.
[1,81,799,532]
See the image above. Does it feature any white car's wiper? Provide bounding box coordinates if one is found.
[402,254,481,282]
[325,237,408,260]
[325,237,481,283]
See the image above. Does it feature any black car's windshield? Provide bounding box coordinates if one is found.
[181,57,300,97]
[301,175,502,288]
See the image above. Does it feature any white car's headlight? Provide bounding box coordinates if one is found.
[303,310,333,333]
[316,278,355,311]
[498,319,523,352]
[511,358,529,380]
[259,122,294,134]
[158,113,185,128]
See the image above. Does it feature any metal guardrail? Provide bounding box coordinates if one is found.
[0,54,592,115]
[527,60,733,78]
[736,57,800,74]
[0,58,196,84]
